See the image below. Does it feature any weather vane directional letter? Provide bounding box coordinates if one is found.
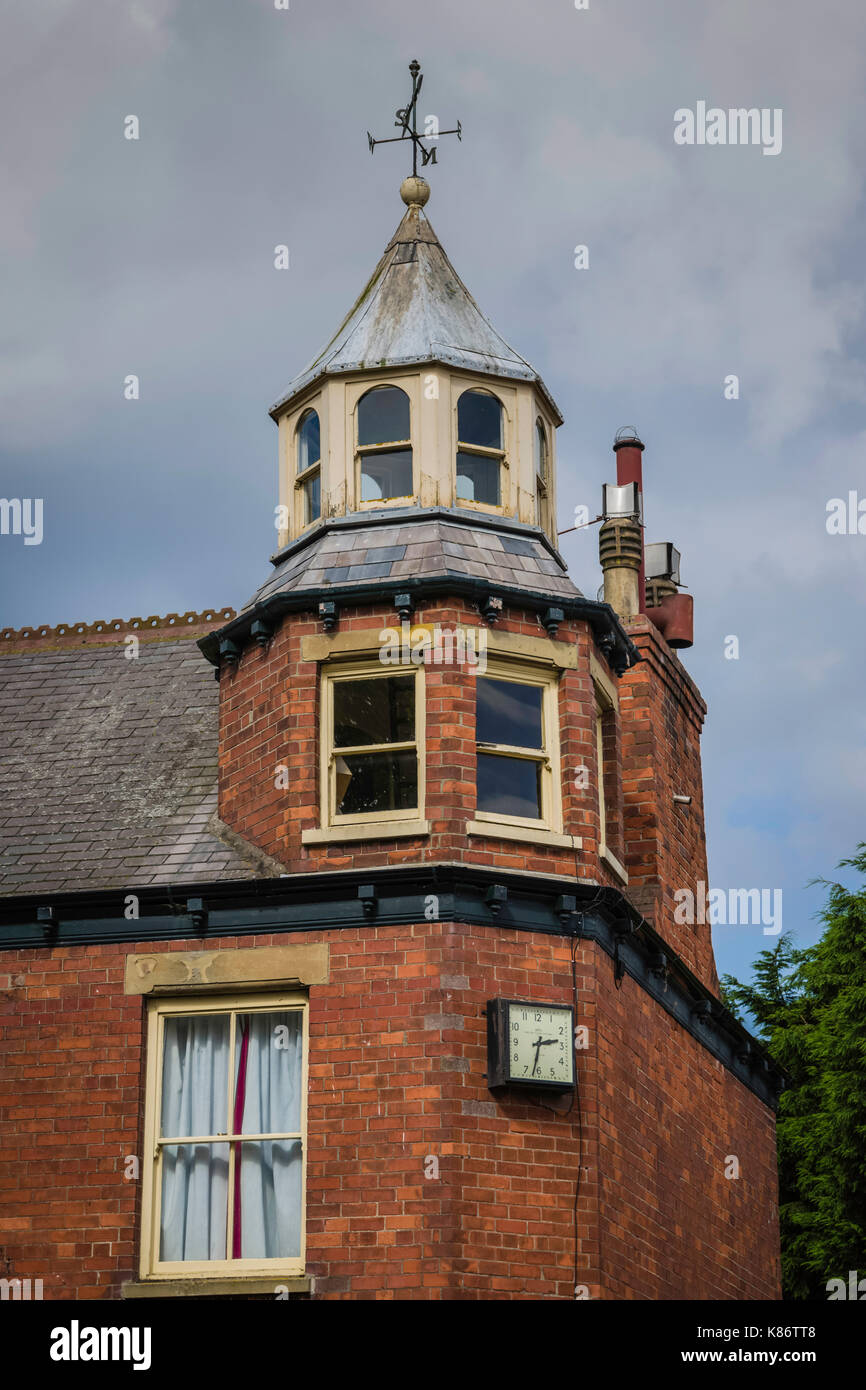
[367,59,462,178]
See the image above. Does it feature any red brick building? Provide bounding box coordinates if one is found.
[0,172,782,1301]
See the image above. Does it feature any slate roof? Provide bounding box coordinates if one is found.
[0,637,269,897]
[246,511,582,611]
[270,202,562,423]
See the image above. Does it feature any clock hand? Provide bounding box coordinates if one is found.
[531,1037,543,1076]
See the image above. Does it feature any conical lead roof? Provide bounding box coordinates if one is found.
[270,192,561,422]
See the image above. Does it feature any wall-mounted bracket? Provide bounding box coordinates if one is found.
[480,594,503,625]
[358,884,377,918]
[319,601,338,634]
[218,638,240,668]
[543,607,565,639]
[250,619,272,649]
[555,894,577,928]
[186,897,208,934]
[485,884,508,916]
[394,593,414,624]
[36,905,57,943]
[648,949,669,983]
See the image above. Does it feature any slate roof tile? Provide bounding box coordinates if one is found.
[245,514,580,610]
[0,640,267,897]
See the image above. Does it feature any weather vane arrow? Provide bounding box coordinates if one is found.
[367,59,462,178]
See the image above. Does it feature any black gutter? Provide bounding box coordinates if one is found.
[0,862,786,1110]
[198,578,639,676]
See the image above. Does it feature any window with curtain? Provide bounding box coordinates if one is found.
[356,385,413,502]
[534,419,550,531]
[456,389,504,507]
[321,662,423,826]
[141,994,307,1277]
[296,408,321,525]
[475,661,560,830]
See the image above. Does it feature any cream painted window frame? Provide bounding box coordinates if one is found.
[474,657,563,835]
[352,381,416,510]
[589,657,627,882]
[595,697,608,852]
[453,385,510,518]
[139,990,309,1283]
[592,674,628,882]
[534,417,551,533]
[292,398,324,537]
[320,657,426,829]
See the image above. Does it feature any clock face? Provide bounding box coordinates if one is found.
[506,1002,574,1086]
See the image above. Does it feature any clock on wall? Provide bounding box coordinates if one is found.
[486,998,575,1091]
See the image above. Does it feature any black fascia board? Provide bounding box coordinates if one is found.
[0,861,785,1109]
[198,579,639,676]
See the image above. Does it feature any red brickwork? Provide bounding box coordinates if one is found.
[618,617,717,990]
[0,597,781,1300]
[0,923,780,1301]
[217,600,624,887]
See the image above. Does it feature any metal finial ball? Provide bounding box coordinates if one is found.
[400,175,430,207]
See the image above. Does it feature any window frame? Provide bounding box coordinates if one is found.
[591,666,627,882]
[534,417,550,533]
[474,657,562,834]
[595,696,608,851]
[319,658,426,829]
[454,387,508,515]
[290,399,324,536]
[139,990,309,1283]
[354,384,415,508]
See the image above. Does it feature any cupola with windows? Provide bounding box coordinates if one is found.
[268,176,561,557]
[216,172,636,683]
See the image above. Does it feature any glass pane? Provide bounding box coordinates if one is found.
[234,1140,302,1260]
[333,675,414,747]
[477,677,543,749]
[458,390,502,449]
[360,448,413,501]
[303,472,320,524]
[534,420,547,479]
[337,750,418,815]
[161,1013,230,1138]
[297,410,320,473]
[357,386,410,446]
[477,752,541,819]
[456,451,500,506]
[160,1142,229,1262]
[233,1012,302,1136]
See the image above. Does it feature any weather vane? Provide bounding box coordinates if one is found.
[367,59,462,178]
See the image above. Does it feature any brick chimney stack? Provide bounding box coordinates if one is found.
[601,432,695,651]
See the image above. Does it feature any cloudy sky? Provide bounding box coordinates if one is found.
[2,0,864,985]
